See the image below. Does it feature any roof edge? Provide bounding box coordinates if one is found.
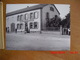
[51,4,60,15]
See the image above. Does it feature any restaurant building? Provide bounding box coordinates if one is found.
[6,4,60,33]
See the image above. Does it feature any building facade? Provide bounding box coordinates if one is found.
[6,4,60,33]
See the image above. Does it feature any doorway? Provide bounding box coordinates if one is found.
[11,23,15,32]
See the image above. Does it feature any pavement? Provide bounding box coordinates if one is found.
[6,32,70,51]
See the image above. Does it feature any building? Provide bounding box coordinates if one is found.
[6,4,60,33]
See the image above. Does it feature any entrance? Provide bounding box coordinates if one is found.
[25,22,28,30]
[11,23,15,32]
[25,22,30,33]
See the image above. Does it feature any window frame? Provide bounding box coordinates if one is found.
[34,22,38,29]
[30,22,33,29]
[17,15,20,21]
[20,15,23,21]
[34,11,38,19]
[25,13,28,20]
[17,24,20,29]
[20,23,23,29]
[50,7,54,11]
[30,12,34,20]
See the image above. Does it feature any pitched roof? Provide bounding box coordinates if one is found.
[6,4,60,17]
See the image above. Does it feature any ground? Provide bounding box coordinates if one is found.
[6,31,70,51]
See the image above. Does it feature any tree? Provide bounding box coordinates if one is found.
[46,15,61,27]
[66,13,70,28]
[60,13,70,28]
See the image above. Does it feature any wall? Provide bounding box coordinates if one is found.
[26,9,41,32]
[42,4,60,30]
[6,15,19,32]
[6,9,41,32]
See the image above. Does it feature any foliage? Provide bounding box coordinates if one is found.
[60,13,70,28]
[46,15,61,27]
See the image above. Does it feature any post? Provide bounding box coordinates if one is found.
[60,25,62,35]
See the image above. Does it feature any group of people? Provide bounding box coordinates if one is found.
[25,27,30,33]
[62,27,70,35]
[6,27,30,33]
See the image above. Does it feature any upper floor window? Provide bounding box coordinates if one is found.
[17,15,23,21]
[24,13,28,20]
[46,12,49,18]
[30,13,34,19]
[20,15,23,21]
[17,15,20,21]
[50,7,54,11]
[34,12,38,19]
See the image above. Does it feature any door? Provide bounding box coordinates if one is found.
[11,23,15,32]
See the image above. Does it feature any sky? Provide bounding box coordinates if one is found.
[6,4,70,19]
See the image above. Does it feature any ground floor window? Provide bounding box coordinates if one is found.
[30,22,33,29]
[20,23,23,29]
[29,22,38,29]
[34,22,38,29]
[17,23,23,29]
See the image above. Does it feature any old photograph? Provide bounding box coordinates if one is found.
[6,4,70,50]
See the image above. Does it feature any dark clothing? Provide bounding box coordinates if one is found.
[15,29,17,33]
[25,27,30,33]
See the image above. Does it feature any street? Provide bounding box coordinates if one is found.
[6,32,70,51]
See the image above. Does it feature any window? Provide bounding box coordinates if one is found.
[22,15,24,21]
[20,23,23,29]
[17,15,19,21]
[30,13,34,19]
[34,12,38,19]
[46,12,49,18]
[50,7,54,11]
[17,23,23,29]
[34,22,38,29]
[25,14,28,20]
[29,22,38,29]
[30,22,33,29]
[17,24,20,29]
[28,14,30,20]
[20,15,23,21]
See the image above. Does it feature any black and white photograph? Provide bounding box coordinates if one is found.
[6,4,70,50]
